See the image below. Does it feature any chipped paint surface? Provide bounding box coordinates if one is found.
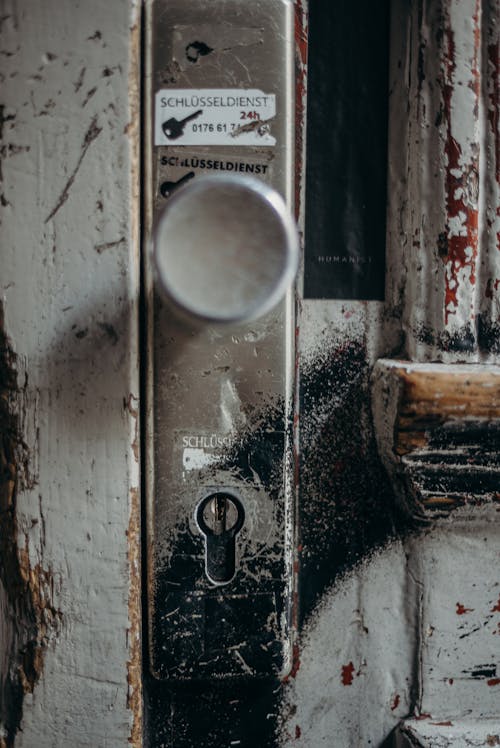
[405,519,500,722]
[0,0,141,744]
[372,361,500,514]
[0,308,62,745]
[371,359,500,736]
[442,1,481,327]
[280,1,500,745]
[280,541,415,746]
[388,0,500,361]
[396,718,500,747]
[1,0,498,745]
[293,0,308,226]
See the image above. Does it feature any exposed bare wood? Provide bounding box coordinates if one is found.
[374,360,500,514]
[0,1,141,744]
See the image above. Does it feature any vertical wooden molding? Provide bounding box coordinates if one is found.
[0,307,62,746]
[389,0,500,361]
[0,1,142,743]
[126,7,143,744]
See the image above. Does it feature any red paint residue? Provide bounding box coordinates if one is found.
[442,23,480,323]
[293,441,300,491]
[456,602,474,615]
[294,0,308,221]
[290,588,299,640]
[283,642,301,683]
[390,694,401,711]
[491,596,500,613]
[431,721,453,726]
[289,642,301,678]
[448,678,454,685]
[415,713,432,721]
[487,678,500,686]
[485,278,500,299]
[341,662,355,686]
[295,725,302,740]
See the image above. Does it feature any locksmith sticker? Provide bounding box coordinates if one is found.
[175,431,233,479]
[155,89,276,146]
[156,151,274,201]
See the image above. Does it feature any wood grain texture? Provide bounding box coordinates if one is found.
[374,361,500,515]
[0,1,141,745]
[394,718,500,747]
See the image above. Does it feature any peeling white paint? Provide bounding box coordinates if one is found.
[387,0,500,362]
[0,0,140,744]
[281,542,416,746]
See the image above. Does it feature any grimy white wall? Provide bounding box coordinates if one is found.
[0,1,141,745]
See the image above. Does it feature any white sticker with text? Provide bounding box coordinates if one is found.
[155,89,276,146]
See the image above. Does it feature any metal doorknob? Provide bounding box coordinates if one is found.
[153,175,299,324]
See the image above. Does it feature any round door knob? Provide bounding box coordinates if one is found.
[153,175,299,324]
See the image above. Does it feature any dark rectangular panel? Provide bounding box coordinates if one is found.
[304,0,390,300]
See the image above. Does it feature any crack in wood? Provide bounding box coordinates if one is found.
[44,116,102,224]
[0,303,62,745]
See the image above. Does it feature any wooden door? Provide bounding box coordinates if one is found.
[1,1,499,746]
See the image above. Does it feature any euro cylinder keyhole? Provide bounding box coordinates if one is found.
[196,492,245,585]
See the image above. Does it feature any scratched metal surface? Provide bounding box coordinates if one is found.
[144,0,296,684]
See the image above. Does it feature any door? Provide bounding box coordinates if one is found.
[0,1,499,746]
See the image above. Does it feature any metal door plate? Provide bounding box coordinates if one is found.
[144,0,295,680]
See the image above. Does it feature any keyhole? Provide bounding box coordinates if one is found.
[196,492,245,585]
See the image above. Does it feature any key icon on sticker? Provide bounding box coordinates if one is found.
[162,109,203,140]
[160,172,195,199]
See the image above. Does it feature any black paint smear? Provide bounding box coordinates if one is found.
[298,340,413,623]
[145,677,280,748]
[149,399,289,680]
[414,323,436,346]
[185,41,213,63]
[414,322,477,353]
[463,664,497,679]
[435,326,475,353]
[217,404,286,489]
[0,309,40,746]
[144,401,290,747]
[429,420,500,451]
[150,523,286,680]
[478,314,500,354]
[144,342,421,745]
[412,319,500,355]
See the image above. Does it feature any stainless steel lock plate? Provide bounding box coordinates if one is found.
[144,0,295,680]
